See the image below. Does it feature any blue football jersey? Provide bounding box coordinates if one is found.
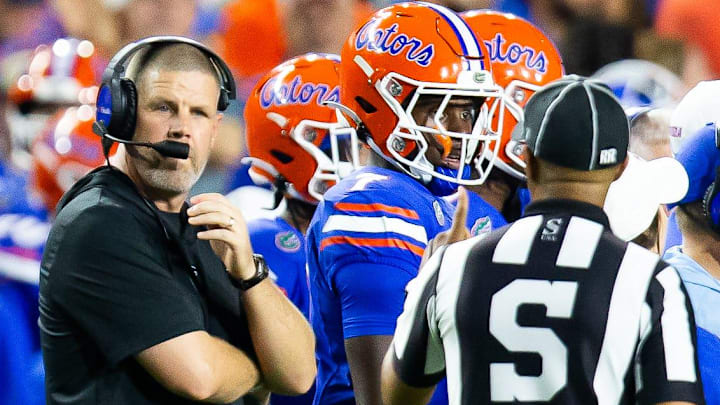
[247,216,309,319]
[306,167,505,405]
[247,215,314,405]
[0,161,50,283]
[444,189,507,237]
[0,161,48,405]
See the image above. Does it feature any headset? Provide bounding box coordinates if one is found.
[702,123,720,232]
[94,36,236,159]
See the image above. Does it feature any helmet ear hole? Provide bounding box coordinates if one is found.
[270,149,294,164]
[355,97,377,114]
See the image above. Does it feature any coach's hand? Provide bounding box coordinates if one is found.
[188,193,256,281]
[420,186,470,268]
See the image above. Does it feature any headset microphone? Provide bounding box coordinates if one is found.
[92,121,190,160]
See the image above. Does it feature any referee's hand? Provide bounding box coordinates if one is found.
[420,186,470,268]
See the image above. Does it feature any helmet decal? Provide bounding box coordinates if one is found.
[461,10,565,180]
[355,22,435,67]
[484,33,549,74]
[340,2,503,190]
[260,75,340,109]
[245,53,361,203]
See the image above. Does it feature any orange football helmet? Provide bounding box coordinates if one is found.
[30,105,106,212]
[244,53,360,203]
[7,38,100,170]
[339,2,503,186]
[8,37,99,109]
[462,10,565,179]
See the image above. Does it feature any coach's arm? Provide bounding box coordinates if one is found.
[136,331,262,403]
[191,193,316,396]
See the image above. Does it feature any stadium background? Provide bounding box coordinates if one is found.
[0,0,715,403]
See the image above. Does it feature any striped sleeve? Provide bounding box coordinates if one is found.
[318,199,429,274]
[636,265,705,405]
[391,246,447,387]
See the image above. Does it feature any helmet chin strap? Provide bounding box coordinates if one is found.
[366,136,433,183]
[409,154,433,184]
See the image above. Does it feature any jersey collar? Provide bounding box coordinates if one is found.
[523,198,611,229]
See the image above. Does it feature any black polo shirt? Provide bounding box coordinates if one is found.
[39,166,255,404]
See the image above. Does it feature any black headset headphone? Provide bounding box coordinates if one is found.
[701,123,720,233]
[95,36,236,143]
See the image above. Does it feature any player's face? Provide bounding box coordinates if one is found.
[411,95,480,170]
[131,69,220,194]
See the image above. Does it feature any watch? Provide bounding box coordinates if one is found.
[232,254,269,291]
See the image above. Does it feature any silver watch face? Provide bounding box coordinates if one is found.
[252,254,268,275]
[240,254,269,290]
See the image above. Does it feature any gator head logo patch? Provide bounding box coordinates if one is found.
[275,230,301,253]
[470,216,492,237]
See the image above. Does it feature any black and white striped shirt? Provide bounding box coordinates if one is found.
[391,199,704,405]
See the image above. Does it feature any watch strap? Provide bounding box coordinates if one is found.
[230,254,269,291]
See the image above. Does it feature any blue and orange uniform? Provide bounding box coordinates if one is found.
[306,166,505,405]
[0,161,49,405]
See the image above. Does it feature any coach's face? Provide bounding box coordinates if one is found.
[131,69,221,195]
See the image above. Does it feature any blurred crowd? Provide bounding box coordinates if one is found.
[0,0,718,404]
[0,0,716,196]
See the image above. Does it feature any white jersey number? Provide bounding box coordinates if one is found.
[489,279,578,402]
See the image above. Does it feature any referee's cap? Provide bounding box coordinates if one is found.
[515,75,629,171]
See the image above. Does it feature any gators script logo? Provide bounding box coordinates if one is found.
[260,76,340,109]
[483,33,548,73]
[355,22,434,67]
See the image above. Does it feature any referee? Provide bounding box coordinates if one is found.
[381,76,704,405]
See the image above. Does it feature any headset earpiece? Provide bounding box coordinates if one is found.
[702,178,720,232]
[117,79,138,141]
[703,181,720,234]
[218,88,230,112]
[702,123,720,233]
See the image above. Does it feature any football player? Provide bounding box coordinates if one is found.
[305,3,506,405]
[29,105,107,214]
[460,10,565,220]
[0,39,101,403]
[242,53,360,405]
[5,37,100,171]
[0,104,105,405]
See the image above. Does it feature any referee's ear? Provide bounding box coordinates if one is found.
[523,145,538,184]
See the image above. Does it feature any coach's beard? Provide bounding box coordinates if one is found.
[132,145,206,194]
